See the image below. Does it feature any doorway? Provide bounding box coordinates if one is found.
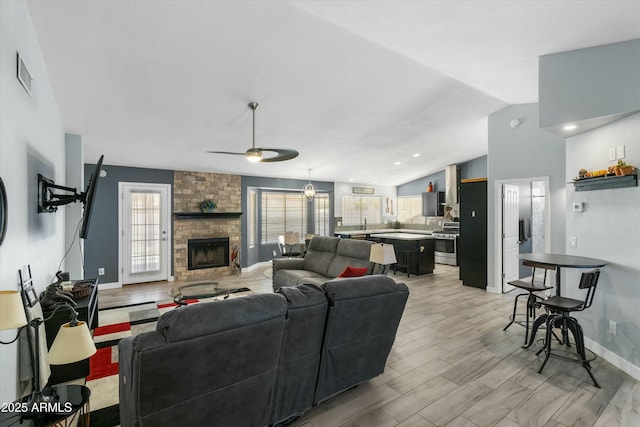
[496,177,551,293]
[119,183,172,285]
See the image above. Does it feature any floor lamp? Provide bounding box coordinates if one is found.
[369,243,397,275]
[0,290,96,410]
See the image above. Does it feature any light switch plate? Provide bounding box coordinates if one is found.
[609,147,616,161]
[569,236,577,248]
[616,144,625,159]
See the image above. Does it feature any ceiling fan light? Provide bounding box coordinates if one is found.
[246,148,262,162]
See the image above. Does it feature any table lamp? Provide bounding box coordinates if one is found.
[0,290,96,409]
[284,231,300,255]
[369,243,397,275]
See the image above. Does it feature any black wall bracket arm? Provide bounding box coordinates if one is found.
[37,173,83,213]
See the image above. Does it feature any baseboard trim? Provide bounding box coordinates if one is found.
[244,261,271,272]
[98,282,121,290]
[584,337,640,381]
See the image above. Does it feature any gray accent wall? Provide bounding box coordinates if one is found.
[397,156,487,196]
[83,164,174,284]
[487,103,566,293]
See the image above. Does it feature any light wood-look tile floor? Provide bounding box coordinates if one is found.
[98,263,640,427]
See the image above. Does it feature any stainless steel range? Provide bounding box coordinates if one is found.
[433,221,459,266]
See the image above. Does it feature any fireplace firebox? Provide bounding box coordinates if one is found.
[188,237,230,270]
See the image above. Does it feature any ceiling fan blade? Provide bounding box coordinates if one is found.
[206,151,246,156]
[259,148,299,162]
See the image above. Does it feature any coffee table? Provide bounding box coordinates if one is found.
[170,281,239,306]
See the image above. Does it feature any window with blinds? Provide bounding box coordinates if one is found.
[342,196,382,226]
[248,189,257,248]
[397,196,424,224]
[314,193,330,236]
[261,192,308,244]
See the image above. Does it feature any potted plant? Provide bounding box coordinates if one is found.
[615,160,636,176]
[200,199,217,213]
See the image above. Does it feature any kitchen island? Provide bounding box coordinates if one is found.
[369,233,435,276]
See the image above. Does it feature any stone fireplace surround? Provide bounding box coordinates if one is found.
[173,171,241,282]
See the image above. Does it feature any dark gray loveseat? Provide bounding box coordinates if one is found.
[118,275,409,427]
[272,236,374,291]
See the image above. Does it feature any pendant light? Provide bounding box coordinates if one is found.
[303,169,317,202]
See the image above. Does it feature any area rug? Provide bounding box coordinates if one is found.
[82,287,252,427]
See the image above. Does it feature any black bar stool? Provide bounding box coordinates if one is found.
[503,261,555,347]
[393,249,413,277]
[536,269,601,387]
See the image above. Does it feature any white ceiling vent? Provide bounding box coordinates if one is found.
[17,52,33,96]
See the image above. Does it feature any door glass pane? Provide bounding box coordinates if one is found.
[130,191,161,274]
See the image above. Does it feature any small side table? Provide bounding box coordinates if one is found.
[0,384,90,427]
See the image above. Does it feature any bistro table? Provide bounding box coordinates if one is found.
[518,253,607,348]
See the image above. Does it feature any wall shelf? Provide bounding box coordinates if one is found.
[571,174,637,191]
[174,212,243,219]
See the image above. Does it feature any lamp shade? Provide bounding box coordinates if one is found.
[47,321,97,364]
[0,291,28,331]
[369,243,397,265]
[284,232,300,245]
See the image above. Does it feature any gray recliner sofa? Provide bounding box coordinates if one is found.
[272,236,374,291]
[119,275,408,427]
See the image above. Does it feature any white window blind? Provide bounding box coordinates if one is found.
[261,192,308,244]
[248,189,257,248]
[341,196,382,226]
[397,196,423,224]
[314,193,330,236]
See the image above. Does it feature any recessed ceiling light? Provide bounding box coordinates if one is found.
[394,161,402,165]
[373,180,378,184]
[348,178,354,182]
[563,124,577,131]
[413,153,420,158]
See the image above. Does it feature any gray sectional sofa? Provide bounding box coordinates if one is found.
[118,275,409,427]
[272,236,374,290]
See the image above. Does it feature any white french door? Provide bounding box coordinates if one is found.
[120,183,171,285]
[502,184,520,292]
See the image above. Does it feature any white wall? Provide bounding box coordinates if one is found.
[0,0,66,402]
[565,113,640,375]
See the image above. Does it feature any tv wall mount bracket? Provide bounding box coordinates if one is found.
[37,174,84,213]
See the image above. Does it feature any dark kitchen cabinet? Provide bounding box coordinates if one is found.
[422,191,445,217]
[44,281,98,385]
[459,180,487,289]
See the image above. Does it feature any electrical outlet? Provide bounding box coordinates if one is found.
[609,320,617,336]
[98,268,105,276]
[569,236,577,248]
[272,250,277,257]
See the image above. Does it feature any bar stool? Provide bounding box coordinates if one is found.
[503,261,555,347]
[393,250,413,278]
[536,269,601,387]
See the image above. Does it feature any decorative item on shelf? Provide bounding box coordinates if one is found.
[427,182,433,192]
[200,199,217,213]
[615,160,635,176]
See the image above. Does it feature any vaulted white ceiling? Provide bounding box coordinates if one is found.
[26,0,640,185]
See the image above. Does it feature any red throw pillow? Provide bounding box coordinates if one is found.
[338,266,369,278]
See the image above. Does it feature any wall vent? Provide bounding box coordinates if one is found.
[17,52,32,96]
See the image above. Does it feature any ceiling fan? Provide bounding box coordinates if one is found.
[207,102,299,163]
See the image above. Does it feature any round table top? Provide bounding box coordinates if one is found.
[518,253,607,268]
